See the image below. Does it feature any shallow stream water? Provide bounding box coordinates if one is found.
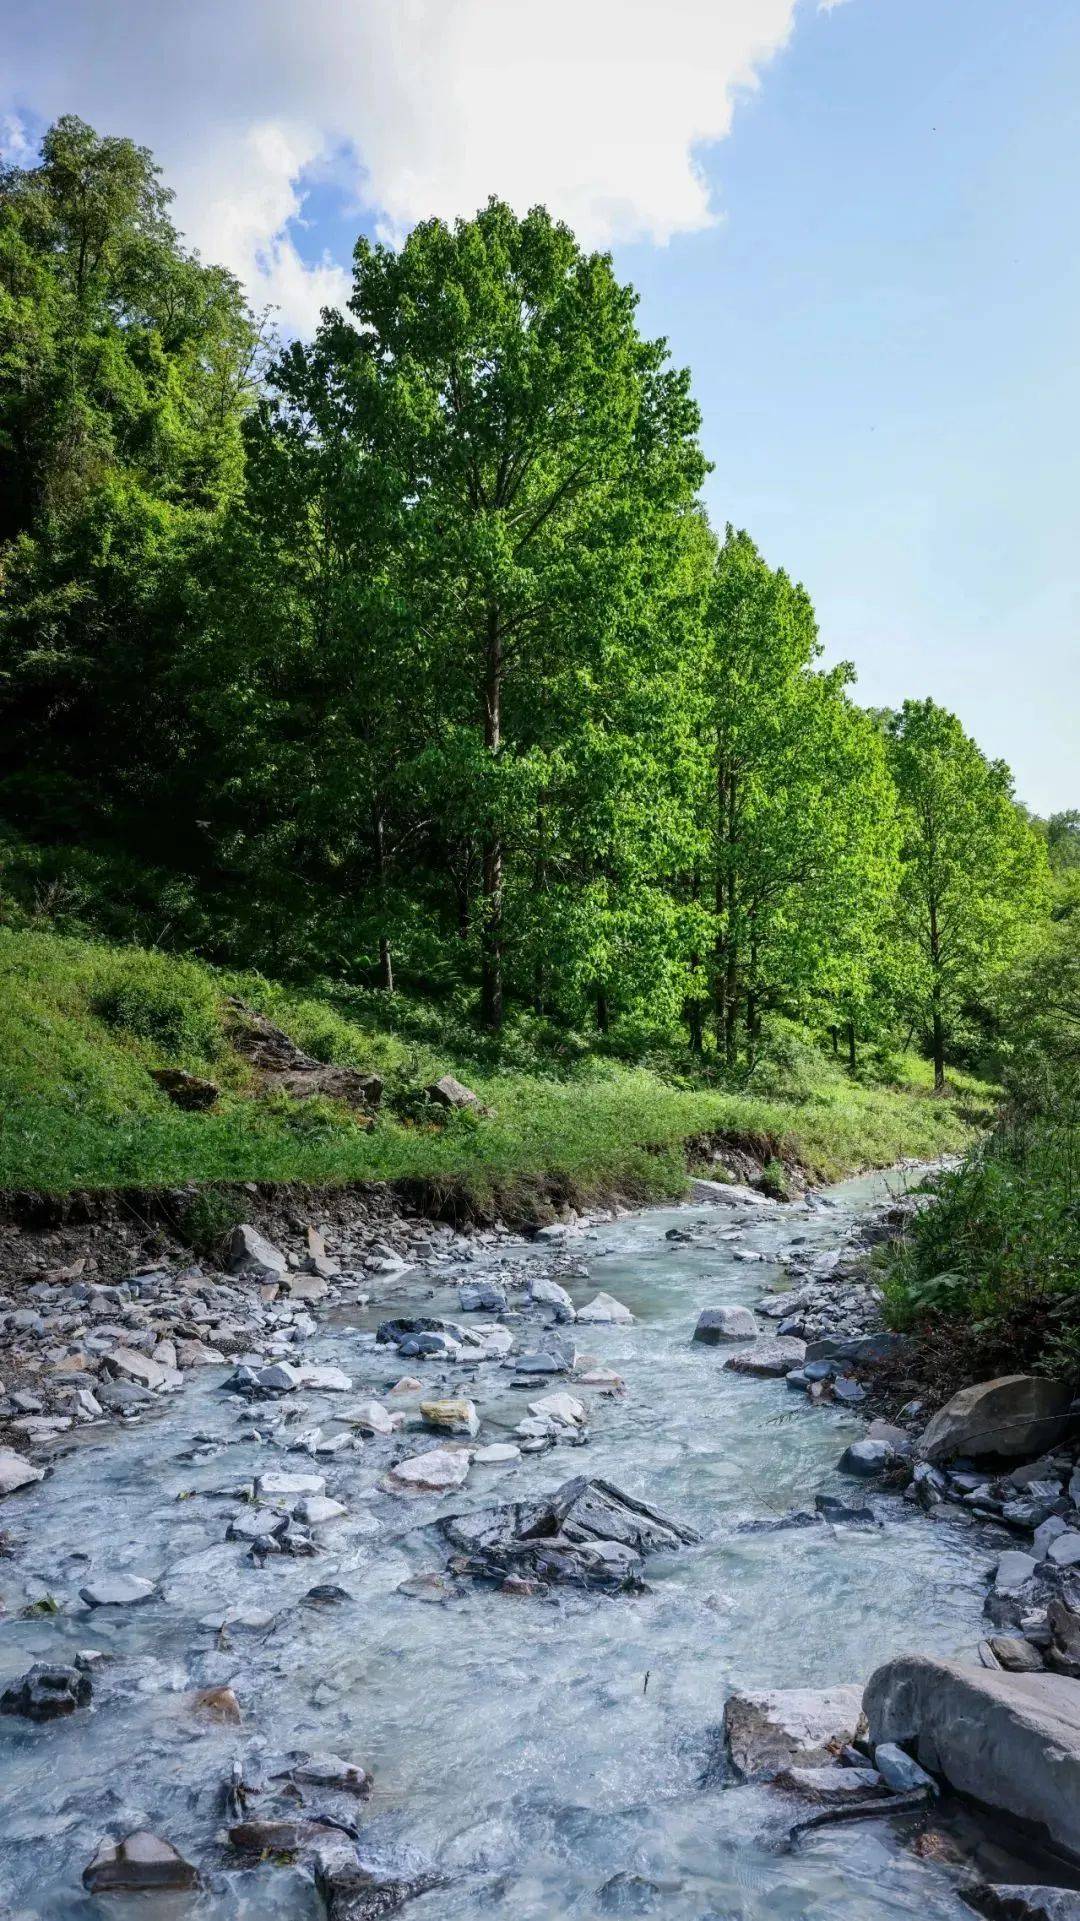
[1,1171,1005,1917]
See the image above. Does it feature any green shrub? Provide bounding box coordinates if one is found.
[180,1189,242,1259]
[91,949,222,1060]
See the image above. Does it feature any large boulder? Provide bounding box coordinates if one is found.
[0,1449,44,1496]
[1,1664,92,1721]
[918,1376,1072,1464]
[863,1653,1080,1858]
[689,1178,774,1207]
[694,1306,760,1344]
[229,1224,288,1280]
[724,1338,806,1377]
[83,1832,198,1893]
[724,1684,866,1780]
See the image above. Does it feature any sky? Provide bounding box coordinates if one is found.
[2,0,1077,812]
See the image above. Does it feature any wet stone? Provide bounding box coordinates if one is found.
[1,1664,92,1721]
[83,1830,199,1893]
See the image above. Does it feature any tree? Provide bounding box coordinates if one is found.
[0,118,259,858]
[694,528,898,1064]
[886,698,1048,1089]
[344,199,706,1026]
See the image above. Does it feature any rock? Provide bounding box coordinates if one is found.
[772,1764,885,1803]
[83,1831,199,1893]
[193,1685,242,1723]
[575,1292,633,1325]
[838,1439,895,1478]
[104,1347,174,1391]
[229,1818,330,1853]
[873,1741,937,1794]
[420,1398,480,1439]
[724,1338,806,1377]
[724,1685,867,1780]
[529,1391,587,1428]
[458,1281,507,1313]
[251,1361,303,1394]
[0,1449,45,1496]
[230,1223,288,1279]
[1,1663,92,1721]
[150,1066,219,1110]
[346,1399,394,1436]
[1047,1533,1080,1569]
[988,1637,1045,1674]
[515,1349,573,1376]
[863,1653,1080,1858]
[80,1574,156,1607]
[288,1753,374,1798]
[963,1886,1080,1920]
[426,1073,480,1109]
[439,1475,698,1592]
[387,1447,471,1492]
[473,1443,521,1464]
[832,1377,867,1405]
[689,1178,774,1207]
[805,1332,911,1366]
[295,1364,352,1393]
[995,1552,1038,1595]
[296,1495,349,1526]
[257,1469,326,1501]
[528,1276,576,1320]
[866,1419,915,1456]
[918,1376,1072,1464]
[313,1834,439,1921]
[693,1306,760,1344]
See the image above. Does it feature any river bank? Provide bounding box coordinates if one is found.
[1,1166,1076,1918]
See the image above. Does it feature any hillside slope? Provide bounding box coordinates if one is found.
[0,928,991,1209]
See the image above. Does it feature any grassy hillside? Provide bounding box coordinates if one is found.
[0,927,992,1205]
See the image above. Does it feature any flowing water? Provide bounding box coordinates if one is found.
[0,1170,1003,1917]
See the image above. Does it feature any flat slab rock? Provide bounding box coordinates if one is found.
[724,1338,807,1377]
[438,1475,698,1592]
[689,1178,775,1207]
[864,1654,1080,1858]
[724,1684,867,1780]
[0,1449,44,1496]
[772,1763,885,1803]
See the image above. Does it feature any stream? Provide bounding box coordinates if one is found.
[0,1169,1001,1918]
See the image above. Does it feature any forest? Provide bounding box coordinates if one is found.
[1,119,1077,1357]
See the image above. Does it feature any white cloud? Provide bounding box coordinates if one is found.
[0,0,820,331]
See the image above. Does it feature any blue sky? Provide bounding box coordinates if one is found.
[2,0,1077,810]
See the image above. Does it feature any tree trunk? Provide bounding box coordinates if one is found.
[847,1021,856,1072]
[830,1025,839,1057]
[929,896,944,1090]
[480,606,504,1030]
[372,808,393,993]
[595,985,610,1034]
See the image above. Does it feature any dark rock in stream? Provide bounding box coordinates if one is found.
[83,1830,199,1893]
[438,1476,699,1592]
[1,1663,92,1720]
[963,1886,1080,1920]
[314,1836,442,1921]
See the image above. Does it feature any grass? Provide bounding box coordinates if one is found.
[0,926,993,1204]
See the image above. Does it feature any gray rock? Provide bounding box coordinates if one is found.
[1,1663,92,1721]
[575,1292,633,1325]
[427,1073,480,1109]
[918,1376,1073,1464]
[724,1338,806,1377]
[439,1475,697,1591]
[1047,1532,1080,1569]
[995,1552,1038,1594]
[528,1276,576,1320]
[863,1653,1080,1858]
[458,1282,507,1313]
[689,1178,774,1207]
[773,1764,885,1802]
[693,1306,760,1344]
[838,1439,895,1478]
[0,1448,45,1496]
[83,1831,198,1893]
[80,1574,156,1607]
[724,1684,866,1780]
[873,1740,937,1794]
[230,1224,288,1279]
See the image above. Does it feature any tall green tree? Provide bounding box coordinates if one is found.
[345,199,706,1026]
[886,697,1048,1089]
[0,117,258,853]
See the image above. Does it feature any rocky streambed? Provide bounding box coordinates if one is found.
[0,1168,1075,1918]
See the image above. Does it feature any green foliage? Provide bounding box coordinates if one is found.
[180,1188,242,1260]
[0,926,986,1198]
[90,948,221,1059]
